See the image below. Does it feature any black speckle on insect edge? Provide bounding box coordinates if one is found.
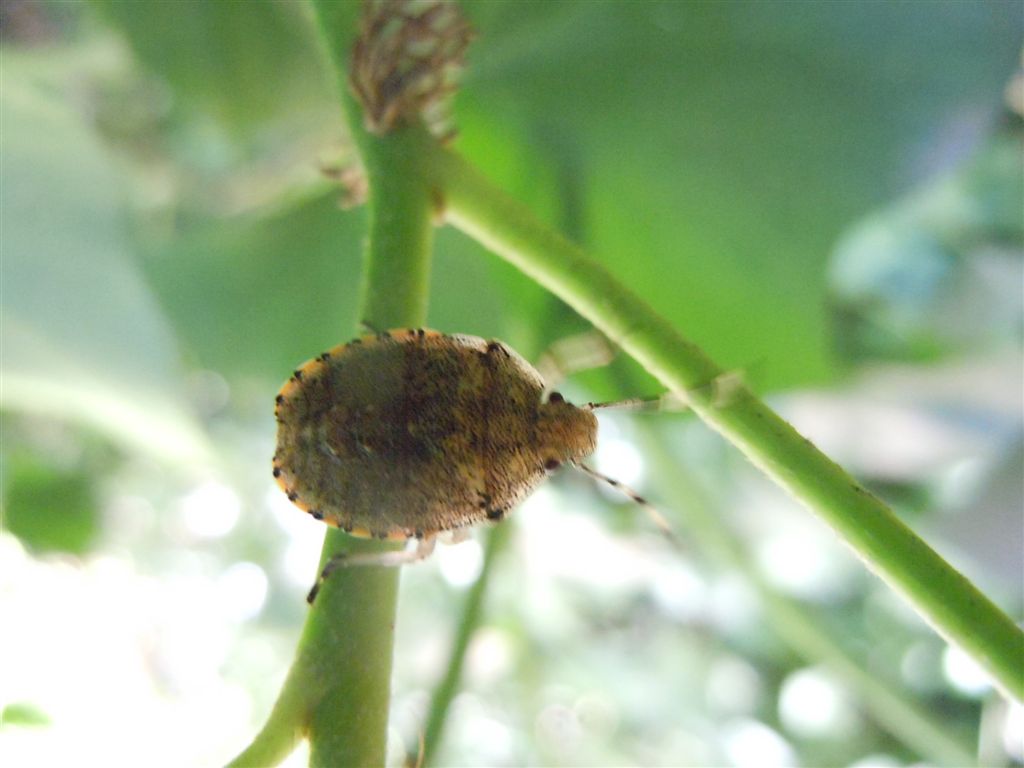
[319,351,332,362]
[272,467,282,478]
[414,528,424,539]
[310,509,324,520]
[287,490,299,502]
[293,369,303,381]
[275,394,285,405]
[486,507,504,521]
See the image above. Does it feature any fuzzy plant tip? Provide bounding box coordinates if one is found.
[350,0,473,140]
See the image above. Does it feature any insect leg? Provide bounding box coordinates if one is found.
[306,537,437,604]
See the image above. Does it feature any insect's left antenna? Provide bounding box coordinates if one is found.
[574,463,680,548]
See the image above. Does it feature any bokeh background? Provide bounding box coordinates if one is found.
[2,1,1022,766]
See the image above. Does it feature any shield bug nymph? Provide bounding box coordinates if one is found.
[273,328,664,602]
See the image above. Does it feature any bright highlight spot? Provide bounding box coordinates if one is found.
[217,561,268,622]
[721,718,797,768]
[466,627,514,683]
[650,561,706,621]
[756,531,848,601]
[279,739,310,768]
[593,435,645,489]
[779,667,857,738]
[180,481,241,538]
[942,645,992,696]
[1003,702,1024,761]
[849,755,901,768]
[0,533,255,767]
[267,485,327,588]
[438,538,483,587]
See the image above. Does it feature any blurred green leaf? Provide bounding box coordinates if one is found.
[0,702,51,728]
[89,0,332,141]
[138,200,552,397]
[3,455,99,556]
[829,126,1023,363]
[137,190,366,390]
[85,1,1022,393]
[450,1,1021,389]
[0,49,211,464]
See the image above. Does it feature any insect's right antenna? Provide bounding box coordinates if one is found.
[584,392,689,413]
[586,370,748,413]
[575,463,680,549]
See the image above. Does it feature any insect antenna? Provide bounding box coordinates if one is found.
[585,369,749,413]
[574,462,680,548]
[584,392,689,413]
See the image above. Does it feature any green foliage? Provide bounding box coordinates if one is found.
[0,702,51,728]
[2,2,1021,766]
[139,192,366,386]
[3,454,98,556]
[29,0,1017,401]
[830,126,1024,363]
[90,0,333,141]
[1,45,210,464]
[454,0,1021,387]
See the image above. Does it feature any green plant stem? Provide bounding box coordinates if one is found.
[417,524,511,767]
[230,6,438,767]
[303,16,438,768]
[428,148,1024,702]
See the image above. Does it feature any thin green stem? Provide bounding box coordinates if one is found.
[227,667,306,767]
[418,524,511,767]
[427,148,1024,702]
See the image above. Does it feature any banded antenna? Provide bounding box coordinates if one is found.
[583,391,689,413]
[573,462,680,549]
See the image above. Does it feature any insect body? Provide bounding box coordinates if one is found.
[273,328,598,542]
